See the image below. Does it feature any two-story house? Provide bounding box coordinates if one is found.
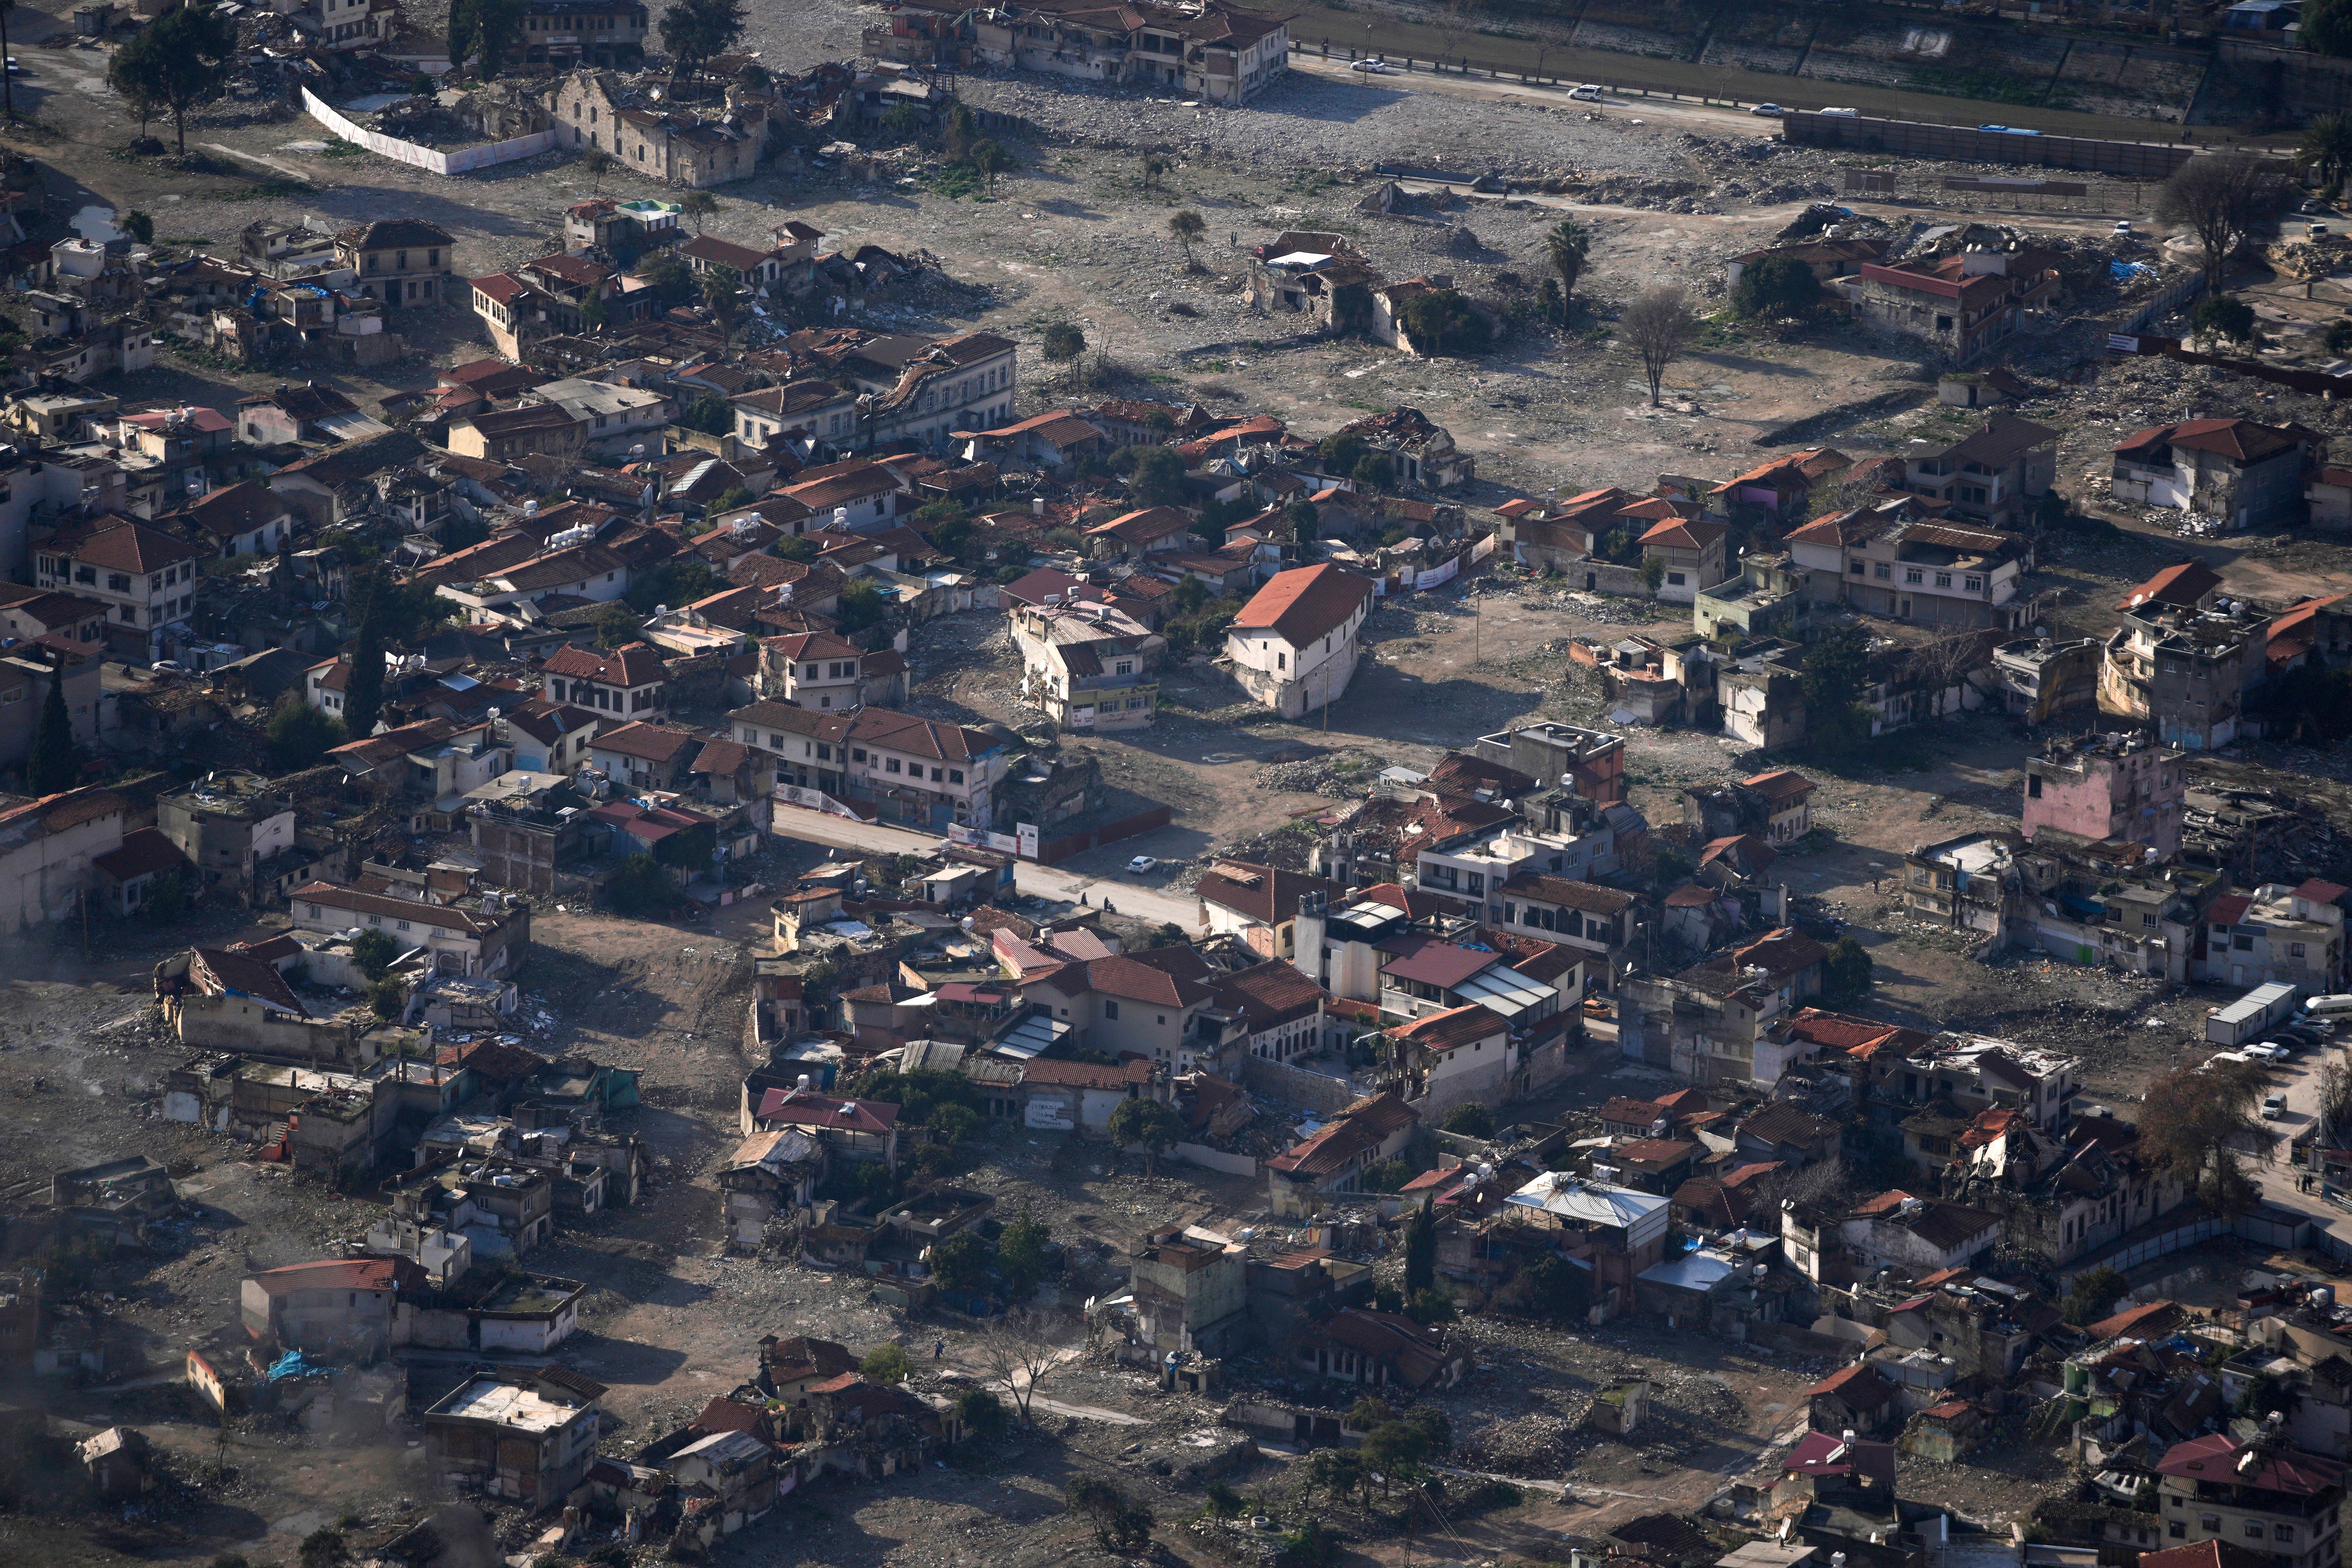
[1898,413,2058,530]
[1639,517,1728,604]
[2112,418,2325,531]
[2154,1435,2345,1568]
[31,518,207,661]
[289,881,530,977]
[539,641,668,720]
[1008,600,1165,733]
[336,220,454,310]
[756,631,898,711]
[732,701,1013,830]
[1225,562,1372,719]
[1024,954,1230,1073]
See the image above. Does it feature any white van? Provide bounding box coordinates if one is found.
[1567,84,1606,101]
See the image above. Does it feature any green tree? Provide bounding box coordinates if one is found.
[1065,1476,1152,1552]
[1129,445,1188,506]
[2305,0,2352,56]
[1106,1096,1181,1177]
[997,1203,1051,1301]
[1404,1199,1437,1298]
[860,1343,914,1384]
[1283,497,1321,539]
[2296,111,2352,192]
[2329,318,2352,355]
[1800,624,1874,755]
[1521,1253,1590,1321]
[1167,208,1207,267]
[969,138,1012,192]
[145,869,188,920]
[1352,452,1395,492]
[1319,430,1367,477]
[1440,1102,1494,1138]
[941,101,978,160]
[1406,1286,1456,1324]
[834,580,887,636]
[1543,217,1592,323]
[111,0,238,154]
[2192,292,2258,345]
[25,676,79,795]
[267,696,346,771]
[342,587,386,741]
[2061,1264,2130,1326]
[604,853,676,915]
[1302,1446,1367,1505]
[349,928,401,980]
[581,288,609,332]
[680,391,735,436]
[658,0,746,68]
[1821,935,1873,1003]
[638,255,695,306]
[1734,251,1823,319]
[878,102,926,145]
[1396,288,1490,356]
[583,147,617,192]
[678,189,719,233]
[929,1229,995,1294]
[1360,1420,1430,1494]
[1347,1394,1394,1430]
[701,263,743,340]
[930,1103,980,1146]
[120,210,155,245]
[298,1529,350,1568]
[447,0,524,78]
[1171,575,1208,613]
[736,60,771,91]
[369,977,408,1020]
[1042,318,1087,363]
[591,602,642,649]
[954,1388,1010,1440]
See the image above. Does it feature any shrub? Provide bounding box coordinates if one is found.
[1440,1103,1494,1138]
[349,928,400,980]
[861,1343,913,1384]
[1733,252,1822,319]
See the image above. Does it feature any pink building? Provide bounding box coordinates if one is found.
[2022,733,2184,857]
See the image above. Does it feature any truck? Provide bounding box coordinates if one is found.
[2208,981,2304,1047]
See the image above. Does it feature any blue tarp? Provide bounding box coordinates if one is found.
[263,1350,327,1381]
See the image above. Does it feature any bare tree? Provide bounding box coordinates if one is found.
[1430,0,1476,67]
[1619,285,1696,407]
[1753,1154,1851,1217]
[1904,631,1989,719]
[2320,1056,2352,1149]
[2156,152,2296,292]
[974,1308,1080,1426]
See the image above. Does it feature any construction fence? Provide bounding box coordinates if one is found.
[301,89,557,176]
[1783,111,2194,178]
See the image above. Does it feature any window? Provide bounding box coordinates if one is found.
[2143,913,2156,928]
[2247,1525,2266,1540]
[886,757,901,773]
[2169,1524,2186,1540]
[2278,1528,2296,1543]
[948,769,964,784]
[2028,775,2042,799]
[1276,651,1286,670]
[1874,562,1891,579]
[108,572,131,592]
[852,748,867,762]
[1965,575,1983,592]
[1115,660,1133,675]
[1905,568,1924,584]
[1850,559,1865,575]
[1934,573,1952,588]
[1666,572,1686,586]
[2234,935,2254,951]
[1104,1000,1119,1019]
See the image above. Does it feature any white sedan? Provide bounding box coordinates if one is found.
[1350,57,1396,73]
[1126,855,1159,874]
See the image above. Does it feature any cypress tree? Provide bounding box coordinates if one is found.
[343,588,385,740]
[25,675,78,795]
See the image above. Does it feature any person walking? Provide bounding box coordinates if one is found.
[933,1338,946,1360]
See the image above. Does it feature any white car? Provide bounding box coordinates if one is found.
[1567,84,1606,102]
[1750,102,1786,117]
[1819,106,1860,116]
[1126,855,1158,874]
[2264,1093,2289,1120]
[1350,57,1395,74]
[2246,1042,2290,1063]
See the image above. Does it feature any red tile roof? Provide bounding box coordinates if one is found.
[1390,1004,1508,1053]
[1230,562,1373,647]
[2157,1435,2344,1497]
[754,1087,900,1134]
[2118,560,2222,613]
[543,641,668,688]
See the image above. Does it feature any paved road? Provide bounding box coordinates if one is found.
[1286,53,1768,137]
[769,802,1206,935]
[2224,1035,2352,1244]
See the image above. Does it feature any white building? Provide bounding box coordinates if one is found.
[1224,562,1372,719]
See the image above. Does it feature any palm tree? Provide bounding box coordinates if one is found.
[2297,112,2352,196]
[679,190,719,234]
[1167,208,1206,269]
[1543,217,1592,324]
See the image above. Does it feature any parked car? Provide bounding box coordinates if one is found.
[1350,57,1395,73]
[1978,123,2010,132]
[2245,1042,2290,1063]
[2264,1092,2289,1120]
[1750,102,1786,116]
[1125,855,1158,874]
[1819,106,1860,116]
[1568,84,1607,101]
